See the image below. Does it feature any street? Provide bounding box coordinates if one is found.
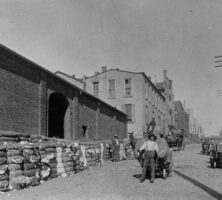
[1,144,222,200]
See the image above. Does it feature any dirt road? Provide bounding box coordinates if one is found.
[1,144,222,200]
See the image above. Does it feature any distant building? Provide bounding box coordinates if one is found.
[174,101,189,137]
[156,70,175,133]
[83,67,166,138]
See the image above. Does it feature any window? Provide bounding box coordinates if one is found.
[122,104,135,122]
[109,80,115,98]
[93,82,99,97]
[124,78,132,96]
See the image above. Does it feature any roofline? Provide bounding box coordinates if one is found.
[141,72,165,100]
[86,68,165,100]
[0,43,127,117]
[55,70,83,83]
[85,68,148,79]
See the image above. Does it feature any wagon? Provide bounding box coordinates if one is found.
[137,148,173,178]
[210,143,222,168]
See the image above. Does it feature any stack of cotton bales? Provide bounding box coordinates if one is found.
[103,143,112,161]
[55,145,74,177]
[72,146,84,173]
[123,140,135,160]
[22,144,40,186]
[0,146,9,192]
[39,143,57,180]
[84,143,102,168]
[7,144,27,190]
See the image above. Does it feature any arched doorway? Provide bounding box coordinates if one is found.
[48,93,69,139]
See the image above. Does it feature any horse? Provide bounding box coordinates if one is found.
[128,132,137,150]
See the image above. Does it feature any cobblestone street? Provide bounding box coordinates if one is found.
[0,144,221,200]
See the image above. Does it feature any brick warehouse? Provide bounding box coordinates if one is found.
[0,44,127,140]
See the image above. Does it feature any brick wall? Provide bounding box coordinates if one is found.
[99,104,114,140]
[0,44,127,141]
[78,94,97,140]
[0,67,39,134]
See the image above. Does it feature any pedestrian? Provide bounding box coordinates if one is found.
[146,118,156,136]
[139,134,158,183]
[112,135,120,162]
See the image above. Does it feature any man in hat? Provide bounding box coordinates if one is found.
[139,134,159,183]
[112,135,120,162]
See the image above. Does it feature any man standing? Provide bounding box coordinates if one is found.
[139,134,158,183]
[112,135,120,162]
[146,118,156,136]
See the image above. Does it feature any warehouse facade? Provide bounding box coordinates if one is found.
[0,44,127,140]
[82,67,166,138]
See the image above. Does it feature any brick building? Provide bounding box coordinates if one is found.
[74,67,166,138]
[156,70,175,134]
[174,101,189,137]
[0,44,127,140]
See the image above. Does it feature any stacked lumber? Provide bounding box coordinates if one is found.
[0,147,9,192]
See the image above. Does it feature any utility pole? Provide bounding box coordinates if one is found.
[214,56,222,96]
[214,56,222,68]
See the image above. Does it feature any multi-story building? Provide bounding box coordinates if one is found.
[156,70,175,134]
[174,101,189,137]
[83,67,166,138]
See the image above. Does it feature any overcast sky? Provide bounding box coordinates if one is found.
[0,0,222,136]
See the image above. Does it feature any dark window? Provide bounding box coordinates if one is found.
[124,78,132,96]
[93,82,99,97]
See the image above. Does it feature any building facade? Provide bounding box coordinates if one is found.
[156,70,175,134]
[82,67,166,138]
[174,101,189,137]
[0,45,127,141]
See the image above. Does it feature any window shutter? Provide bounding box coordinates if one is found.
[132,104,135,122]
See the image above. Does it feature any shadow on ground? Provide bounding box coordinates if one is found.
[174,170,222,200]
[133,174,142,179]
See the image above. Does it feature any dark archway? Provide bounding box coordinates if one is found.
[48,93,69,139]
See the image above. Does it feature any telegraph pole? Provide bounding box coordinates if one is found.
[214,56,222,68]
[214,56,222,96]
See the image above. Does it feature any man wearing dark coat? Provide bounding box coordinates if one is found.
[112,135,120,162]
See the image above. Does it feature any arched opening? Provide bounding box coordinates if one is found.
[48,93,69,139]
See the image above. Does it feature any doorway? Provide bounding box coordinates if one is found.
[48,93,69,139]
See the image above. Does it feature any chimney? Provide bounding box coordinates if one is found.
[101,66,107,72]
[82,75,86,83]
[116,68,120,70]
[72,74,75,78]
[164,70,167,80]
[148,76,151,80]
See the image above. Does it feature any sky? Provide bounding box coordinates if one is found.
[0,0,222,136]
